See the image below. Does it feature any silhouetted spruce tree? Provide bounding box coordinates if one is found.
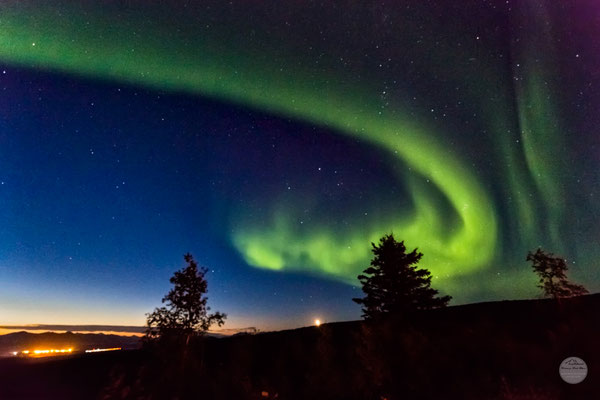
[353,234,451,319]
[527,248,588,299]
[146,253,226,339]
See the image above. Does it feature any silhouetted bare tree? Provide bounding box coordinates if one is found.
[353,234,451,319]
[146,253,226,339]
[527,248,588,299]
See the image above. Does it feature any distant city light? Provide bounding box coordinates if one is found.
[33,348,72,354]
[315,319,321,327]
[15,349,72,356]
[12,347,123,356]
[85,347,121,353]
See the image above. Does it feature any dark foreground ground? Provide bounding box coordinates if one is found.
[1,294,598,399]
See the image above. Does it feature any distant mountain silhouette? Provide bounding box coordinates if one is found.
[0,324,146,334]
[0,324,253,337]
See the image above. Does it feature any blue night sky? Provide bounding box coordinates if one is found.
[0,67,367,329]
[0,0,598,330]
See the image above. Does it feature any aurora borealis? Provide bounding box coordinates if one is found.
[0,0,598,329]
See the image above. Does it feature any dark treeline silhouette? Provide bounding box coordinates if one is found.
[101,239,594,398]
[108,239,593,399]
[353,234,451,319]
[527,248,588,299]
[145,253,226,341]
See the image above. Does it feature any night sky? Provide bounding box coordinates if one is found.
[0,0,598,330]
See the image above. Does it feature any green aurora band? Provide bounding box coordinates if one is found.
[0,0,576,296]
